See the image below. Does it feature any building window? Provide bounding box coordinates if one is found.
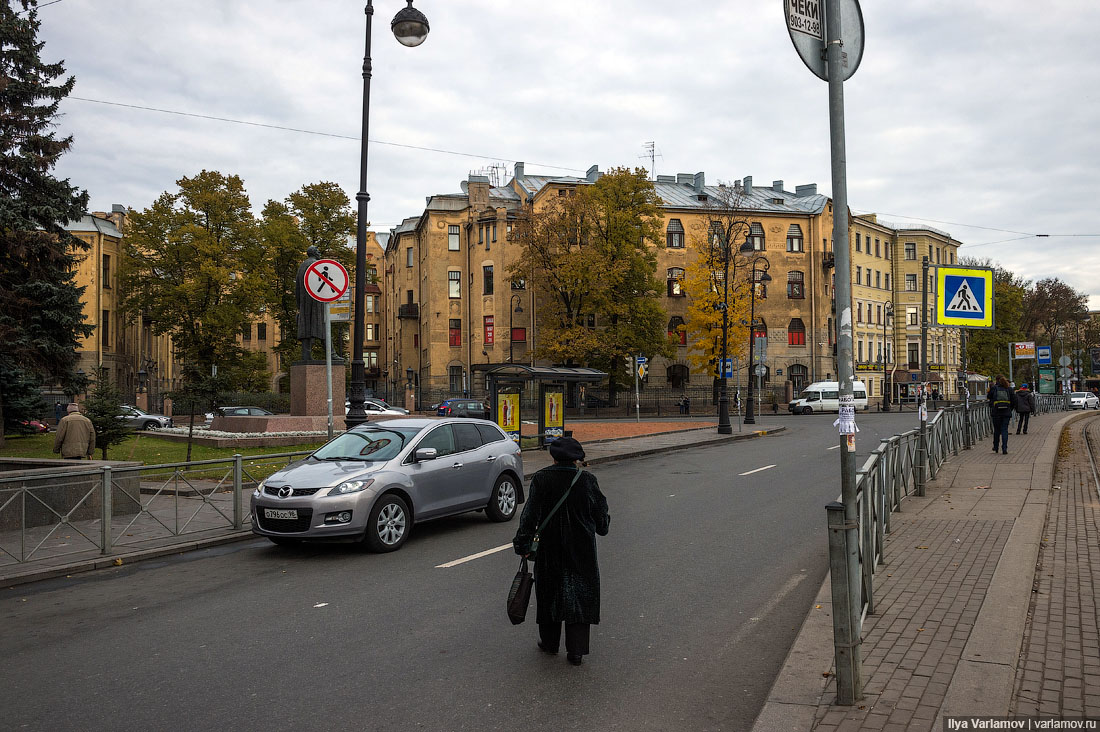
[666,219,685,248]
[242,323,251,341]
[858,339,864,362]
[366,323,377,341]
[448,225,460,251]
[787,270,804,299]
[875,270,881,289]
[492,224,497,243]
[257,323,267,341]
[885,242,892,259]
[413,333,419,348]
[905,274,917,291]
[748,222,765,251]
[511,327,526,343]
[788,364,809,390]
[667,267,685,297]
[855,266,862,285]
[511,279,526,290]
[857,302,863,323]
[875,240,881,257]
[365,351,378,368]
[483,265,494,295]
[904,242,916,260]
[753,269,768,299]
[449,365,463,393]
[367,265,377,281]
[448,270,461,298]
[406,247,414,267]
[484,315,495,345]
[668,316,686,346]
[101,309,110,348]
[907,307,918,326]
[102,254,111,289]
[855,233,862,252]
[786,224,804,252]
[449,319,461,347]
[876,305,882,324]
[884,273,891,290]
[788,318,806,346]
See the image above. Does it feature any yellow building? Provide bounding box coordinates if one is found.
[850,214,897,400]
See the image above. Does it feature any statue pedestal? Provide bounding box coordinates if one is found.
[291,362,345,417]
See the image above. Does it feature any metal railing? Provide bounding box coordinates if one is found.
[0,451,312,566]
[827,396,1059,702]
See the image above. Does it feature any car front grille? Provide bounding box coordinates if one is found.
[263,486,322,497]
[257,508,314,533]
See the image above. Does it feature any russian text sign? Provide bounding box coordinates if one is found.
[934,266,995,329]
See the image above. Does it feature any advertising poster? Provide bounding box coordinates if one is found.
[1012,342,1036,359]
[498,392,520,442]
[1091,347,1100,375]
[1038,368,1056,395]
[543,390,564,443]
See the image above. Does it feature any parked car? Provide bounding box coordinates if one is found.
[12,419,50,435]
[251,417,524,552]
[344,399,409,417]
[436,399,491,419]
[217,406,276,417]
[119,405,173,430]
[1069,391,1100,409]
[788,381,869,415]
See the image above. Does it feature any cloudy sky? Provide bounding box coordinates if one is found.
[39,0,1100,307]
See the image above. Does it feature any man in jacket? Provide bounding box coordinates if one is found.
[987,376,1015,454]
[1015,383,1036,434]
[53,403,95,459]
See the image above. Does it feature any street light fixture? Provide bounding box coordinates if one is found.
[509,294,524,364]
[739,243,771,425]
[347,0,430,429]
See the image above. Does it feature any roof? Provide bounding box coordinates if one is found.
[63,215,122,238]
[472,364,607,383]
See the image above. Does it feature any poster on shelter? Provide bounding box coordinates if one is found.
[1038,368,1056,395]
[498,392,520,442]
[543,390,564,443]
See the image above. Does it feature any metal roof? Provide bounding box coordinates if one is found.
[473,364,607,383]
[63,215,122,238]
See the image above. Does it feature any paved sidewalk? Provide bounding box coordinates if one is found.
[0,420,783,588]
[753,408,1097,731]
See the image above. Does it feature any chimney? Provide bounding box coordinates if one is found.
[656,175,676,184]
[676,173,692,186]
[514,161,524,179]
[692,172,705,194]
[467,175,490,208]
[772,180,784,192]
[743,176,753,194]
[586,165,601,183]
[795,184,818,197]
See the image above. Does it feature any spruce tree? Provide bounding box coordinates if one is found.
[0,0,92,447]
[83,367,131,460]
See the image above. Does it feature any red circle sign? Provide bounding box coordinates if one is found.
[305,259,349,303]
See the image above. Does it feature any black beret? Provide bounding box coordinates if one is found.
[548,436,585,463]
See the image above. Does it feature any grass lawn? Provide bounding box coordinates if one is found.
[0,432,326,466]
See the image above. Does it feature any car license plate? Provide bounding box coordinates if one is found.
[264,508,298,520]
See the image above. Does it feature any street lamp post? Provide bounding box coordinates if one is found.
[509,294,524,364]
[882,302,893,411]
[347,0,429,429]
[739,245,771,425]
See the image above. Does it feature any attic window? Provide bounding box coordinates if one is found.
[697,194,708,201]
[772,197,784,205]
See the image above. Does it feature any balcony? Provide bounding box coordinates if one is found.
[822,251,835,269]
[398,303,419,319]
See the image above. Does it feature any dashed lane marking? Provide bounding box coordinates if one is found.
[739,464,777,476]
[436,543,513,568]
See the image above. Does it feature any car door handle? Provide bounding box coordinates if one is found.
[451,462,463,469]
[485,456,497,462]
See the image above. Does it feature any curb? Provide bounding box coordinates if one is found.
[3,426,786,589]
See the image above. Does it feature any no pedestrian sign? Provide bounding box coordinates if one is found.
[306,259,349,303]
[934,266,995,329]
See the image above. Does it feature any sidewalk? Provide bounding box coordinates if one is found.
[0,420,784,588]
[753,409,1099,731]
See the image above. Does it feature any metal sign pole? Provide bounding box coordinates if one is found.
[325,302,334,441]
[918,256,929,497]
[634,355,641,422]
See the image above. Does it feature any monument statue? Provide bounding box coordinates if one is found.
[295,246,343,363]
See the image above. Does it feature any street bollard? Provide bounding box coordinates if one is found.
[233,454,243,530]
[826,501,863,704]
[101,466,113,554]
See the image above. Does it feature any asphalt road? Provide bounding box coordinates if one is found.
[0,411,920,732]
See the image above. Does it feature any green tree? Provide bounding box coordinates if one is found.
[119,170,265,458]
[1,368,48,436]
[83,368,130,460]
[0,0,92,447]
[958,258,1027,380]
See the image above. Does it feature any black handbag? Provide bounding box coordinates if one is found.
[506,556,534,625]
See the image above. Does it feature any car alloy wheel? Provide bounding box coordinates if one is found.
[486,475,518,522]
[802,407,813,415]
[143,421,159,431]
[365,494,410,552]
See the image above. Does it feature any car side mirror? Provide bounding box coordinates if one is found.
[414,447,438,462]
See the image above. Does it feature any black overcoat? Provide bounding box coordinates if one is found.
[513,465,610,625]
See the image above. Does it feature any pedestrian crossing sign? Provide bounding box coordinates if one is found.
[934,266,994,328]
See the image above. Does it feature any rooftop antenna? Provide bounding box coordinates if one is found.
[639,141,663,180]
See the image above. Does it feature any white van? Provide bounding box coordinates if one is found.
[788,381,869,415]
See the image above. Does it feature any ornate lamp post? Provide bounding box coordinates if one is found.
[882,302,893,411]
[739,244,771,425]
[509,294,524,364]
[347,0,430,428]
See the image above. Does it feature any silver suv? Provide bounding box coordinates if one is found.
[251,417,524,552]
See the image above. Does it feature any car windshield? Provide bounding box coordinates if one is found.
[799,391,820,401]
[311,427,421,462]
[1072,392,1088,398]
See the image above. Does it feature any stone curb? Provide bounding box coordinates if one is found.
[2,426,785,589]
[750,410,1089,732]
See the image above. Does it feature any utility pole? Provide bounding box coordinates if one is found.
[918,256,929,497]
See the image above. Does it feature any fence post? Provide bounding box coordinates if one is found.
[827,501,863,704]
[233,453,243,530]
[101,465,113,554]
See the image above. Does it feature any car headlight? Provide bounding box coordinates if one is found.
[255,479,267,498]
[328,478,374,496]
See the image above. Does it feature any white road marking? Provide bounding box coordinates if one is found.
[739,464,776,476]
[436,543,513,568]
[725,573,809,650]
[313,603,329,608]
[827,445,841,450]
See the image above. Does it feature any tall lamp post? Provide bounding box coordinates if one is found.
[509,294,524,364]
[347,0,430,428]
[739,244,771,425]
[881,302,893,411]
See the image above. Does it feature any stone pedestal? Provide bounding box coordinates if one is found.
[136,391,149,411]
[405,384,415,413]
[291,362,346,417]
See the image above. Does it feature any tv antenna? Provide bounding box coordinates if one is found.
[639,142,663,180]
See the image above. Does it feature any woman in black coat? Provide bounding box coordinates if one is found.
[513,437,610,666]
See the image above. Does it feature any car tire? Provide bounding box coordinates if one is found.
[268,536,301,547]
[802,407,813,415]
[486,474,519,522]
[364,494,410,552]
[142,421,159,431]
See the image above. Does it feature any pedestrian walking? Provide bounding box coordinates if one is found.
[513,437,610,666]
[1014,383,1036,434]
[54,400,63,424]
[677,395,687,415]
[53,403,95,460]
[987,375,1015,455]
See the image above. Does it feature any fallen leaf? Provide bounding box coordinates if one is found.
[815,604,822,609]
[114,558,123,566]
[822,671,831,678]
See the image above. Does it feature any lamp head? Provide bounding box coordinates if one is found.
[392,1,429,47]
[405,366,414,382]
[738,241,754,254]
[759,271,773,282]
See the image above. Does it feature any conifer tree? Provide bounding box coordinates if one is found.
[83,368,131,460]
[0,0,92,447]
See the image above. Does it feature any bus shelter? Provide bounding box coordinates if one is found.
[475,364,606,447]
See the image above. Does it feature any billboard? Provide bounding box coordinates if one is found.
[1037,368,1056,395]
[497,392,520,443]
[1013,342,1036,359]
